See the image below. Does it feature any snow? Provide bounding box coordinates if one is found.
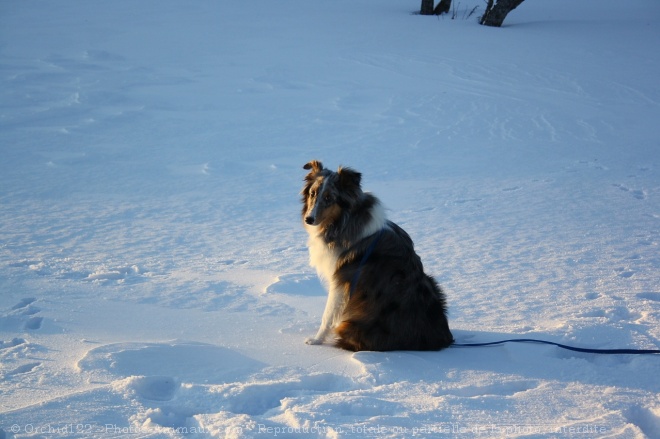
[1,0,659,437]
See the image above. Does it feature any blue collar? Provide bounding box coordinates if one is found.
[349,228,384,298]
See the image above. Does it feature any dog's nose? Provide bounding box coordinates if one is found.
[305,216,315,225]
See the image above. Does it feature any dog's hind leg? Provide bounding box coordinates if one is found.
[306,285,345,345]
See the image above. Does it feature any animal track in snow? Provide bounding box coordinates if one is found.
[85,264,148,283]
[636,292,660,302]
[564,159,609,173]
[0,298,43,331]
[605,306,641,322]
[614,266,636,278]
[2,362,41,379]
[110,375,193,430]
[613,183,647,200]
[129,375,179,401]
[579,159,609,171]
[625,405,660,439]
[111,370,349,431]
[12,297,38,313]
[0,337,43,380]
[447,380,537,398]
[0,301,45,381]
[578,304,641,323]
[23,316,43,330]
[0,337,28,350]
[212,373,348,416]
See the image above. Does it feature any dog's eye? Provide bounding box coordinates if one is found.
[324,193,333,202]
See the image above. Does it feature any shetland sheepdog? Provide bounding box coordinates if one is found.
[301,160,453,351]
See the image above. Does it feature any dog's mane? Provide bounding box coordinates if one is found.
[328,192,381,248]
[302,162,385,249]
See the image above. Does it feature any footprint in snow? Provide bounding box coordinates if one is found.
[23,316,44,330]
[212,373,348,416]
[85,264,146,283]
[578,159,609,171]
[0,338,28,350]
[636,292,660,302]
[2,362,41,379]
[0,298,43,331]
[624,405,660,439]
[0,338,42,380]
[613,183,647,200]
[129,376,179,401]
[11,297,38,312]
[614,267,636,278]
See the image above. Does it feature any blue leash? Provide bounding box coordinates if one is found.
[349,228,384,298]
[452,338,660,355]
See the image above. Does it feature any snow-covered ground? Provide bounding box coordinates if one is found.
[1,0,659,437]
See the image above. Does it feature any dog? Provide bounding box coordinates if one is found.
[301,160,454,351]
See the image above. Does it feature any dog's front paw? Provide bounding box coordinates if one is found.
[305,337,323,345]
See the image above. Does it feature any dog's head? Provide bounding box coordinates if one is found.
[301,160,362,228]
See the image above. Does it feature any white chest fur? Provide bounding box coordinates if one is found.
[306,233,340,288]
[302,199,387,345]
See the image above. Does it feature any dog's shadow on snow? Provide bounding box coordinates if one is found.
[351,328,658,393]
[264,273,326,296]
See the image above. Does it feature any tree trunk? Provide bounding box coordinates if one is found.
[420,0,434,15]
[433,0,451,15]
[480,0,525,27]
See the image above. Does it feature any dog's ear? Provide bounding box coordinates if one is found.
[303,160,323,173]
[337,166,362,190]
